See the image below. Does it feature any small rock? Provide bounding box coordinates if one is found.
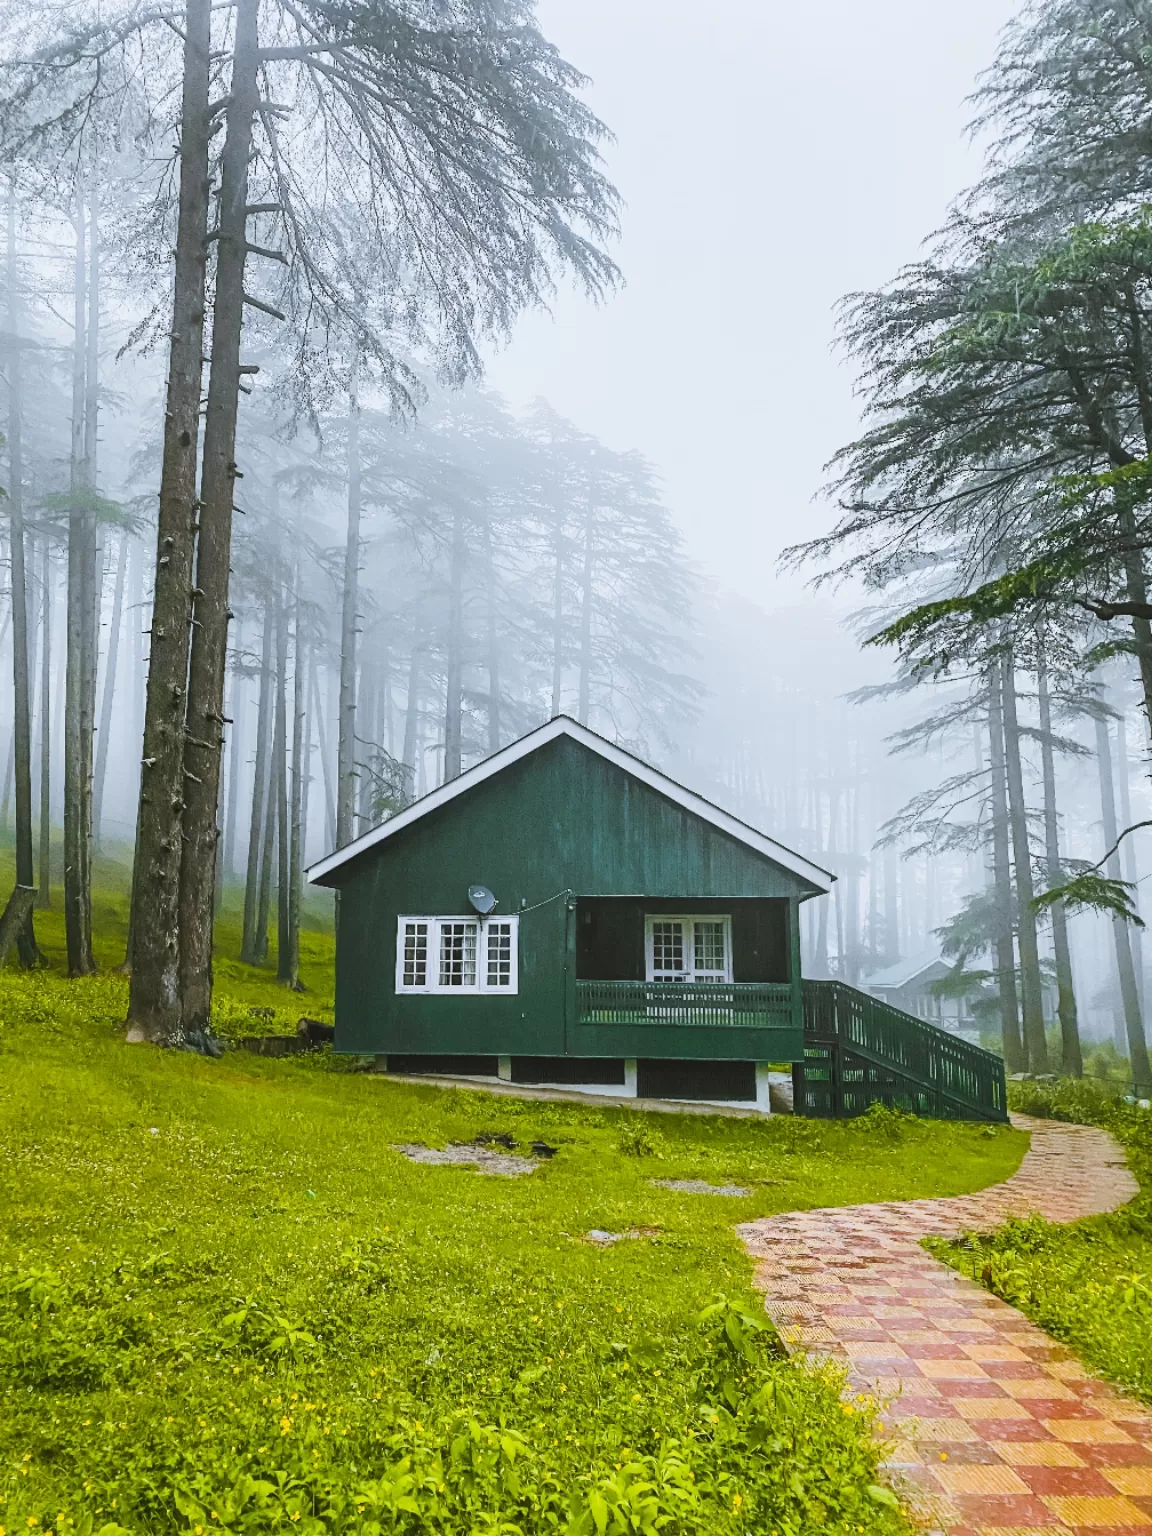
[393,1142,535,1177]
[652,1178,749,1197]
[585,1229,626,1244]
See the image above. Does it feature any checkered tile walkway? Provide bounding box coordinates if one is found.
[738,1116,1148,1533]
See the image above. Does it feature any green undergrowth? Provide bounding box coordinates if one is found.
[928,1077,1152,1402]
[0,839,335,1038]
[0,960,1029,1536]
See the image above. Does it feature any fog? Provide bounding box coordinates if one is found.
[2,0,1150,1072]
[486,0,1018,604]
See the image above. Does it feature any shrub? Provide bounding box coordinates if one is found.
[615,1118,669,1159]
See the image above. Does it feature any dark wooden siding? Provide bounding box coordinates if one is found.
[330,734,814,1058]
[576,897,789,982]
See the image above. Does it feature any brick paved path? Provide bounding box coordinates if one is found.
[739,1116,1150,1534]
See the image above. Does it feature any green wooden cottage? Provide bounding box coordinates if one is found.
[308,717,1008,1121]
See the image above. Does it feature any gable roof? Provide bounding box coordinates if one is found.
[864,949,949,990]
[306,715,834,892]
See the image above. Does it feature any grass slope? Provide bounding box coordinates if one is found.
[0,863,1028,1536]
[930,1079,1152,1405]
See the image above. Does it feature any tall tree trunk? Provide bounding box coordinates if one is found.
[310,659,336,841]
[336,357,360,847]
[5,184,40,965]
[81,166,100,884]
[222,618,244,885]
[1,732,12,829]
[444,511,465,780]
[37,539,51,907]
[1095,713,1152,1090]
[93,530,127,847]
[998,652,1049,1072]
[400,641,423,807]
[0,885,36,968]
[356,641,377,831]
[178,0,261,1036]
[1118,507,1152,749]
[482,519,500,753]
[845,779,861,985]
[214,646,235,914]
[1036,631,1081,1076]
[882,842,899,964]
[299,659,313,883]
[987,669,1026,1072]
[126,0,212,1041]
[284,570,304,990]
[241,602,273,964]
[255,634,281,966]
[813,787,830,977]
[63,199,95,977]
[577,504,594,725]
[275,587,292,982]
[550,521,564,718]
[1115,704,1145,1015]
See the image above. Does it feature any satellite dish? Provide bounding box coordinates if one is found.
[468,884,497,916]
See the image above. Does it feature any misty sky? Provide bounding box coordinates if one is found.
[486,0,1021,609]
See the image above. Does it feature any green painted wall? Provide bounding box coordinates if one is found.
[324,734,818,1059]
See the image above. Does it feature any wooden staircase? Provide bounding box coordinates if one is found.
[797,980,1008,1123]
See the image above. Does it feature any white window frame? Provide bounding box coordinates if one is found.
[395,915,519,996]
[644,914,733,984]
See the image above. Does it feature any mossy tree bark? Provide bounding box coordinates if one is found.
[178,0,261,1036]
[126,0,212,1041]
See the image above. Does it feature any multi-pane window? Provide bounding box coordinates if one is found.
[693,921,728,982]
[644,915,732,983]
[401,921,429,988]
[395,916,518,995]
[486,921,514,987]
[439,921,478,987]
[650,920,685,979]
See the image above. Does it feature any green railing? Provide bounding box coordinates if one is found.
[576,979,793,1029]
[800,979,1008,1123]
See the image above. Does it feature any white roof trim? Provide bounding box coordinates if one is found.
[306,715,834,892]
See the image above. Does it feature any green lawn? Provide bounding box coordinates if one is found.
[0,856,1030,1536]
[930,1077,1152,1405]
